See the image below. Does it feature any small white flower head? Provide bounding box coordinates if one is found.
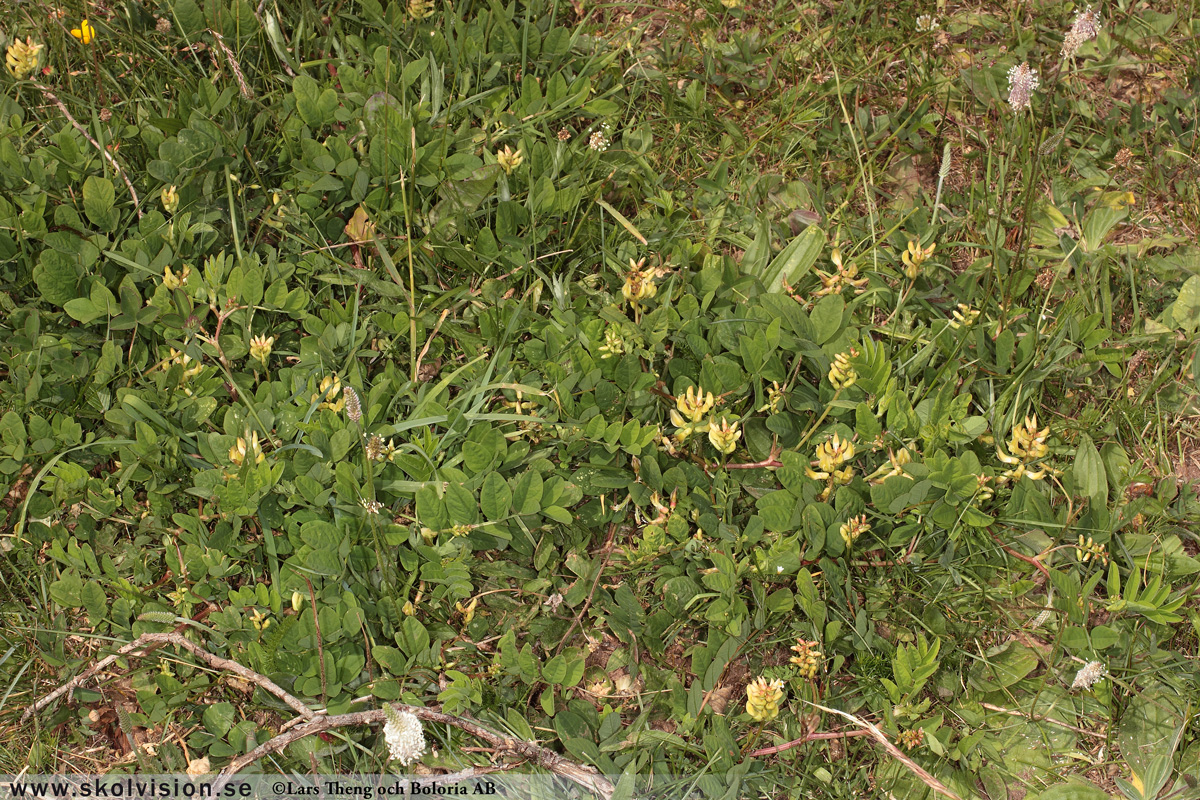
[360,498,383,515]
[915,14,940,32]
[543,592,564,611]
[383,705,426,765]
[1061,5,1101,59]
[589,123,612,152]
[1007,63,1040,111]
[1070,660,1107,690]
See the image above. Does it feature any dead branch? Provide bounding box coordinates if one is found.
[24,632,614,800]
[32,83,143,220]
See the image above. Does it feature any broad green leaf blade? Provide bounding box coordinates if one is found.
[762,225,826,293]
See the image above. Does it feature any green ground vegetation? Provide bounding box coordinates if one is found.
[1,0,1199,797]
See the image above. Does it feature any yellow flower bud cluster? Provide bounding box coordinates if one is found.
[496,145,523,175]
[813,249,869,298]
[621,258,658,304]
[789,639,823,681]
[839,514,870,549]
[229,431,265,466]
[312,375,345,412]
[1075,535,1108,565]
[897,728,925,750]
[249,335,274,363]
[828,350,858,389]
[6,37,44,79]
[948,304,980,329]
[161,185,180,214]
[707,417,741,455]
[901,240,936,280]
[163,265,190,290]
[160,348,203,382]
[807,433,856,501]
[996,415,1050,481]
[745,676,785,722]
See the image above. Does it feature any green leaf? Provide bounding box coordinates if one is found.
[203,702,236,737]
[762,226,825,293]
[1169,275,1200,332]
[968,642,1039,691]
[373,645,409,675]
[444,482,478,525]
[82,176,116,230]
[1117,686,1185,777]
[1073,433,1106,502]
[479,472,512,520]
[810,295,845,344]
[511,470,543,515]
[1039,779,1111,800]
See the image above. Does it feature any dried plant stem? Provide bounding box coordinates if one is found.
[744,728,871,757]
[32,83,143,219]
[20,632,314,724]
[218,707,614,798]
[979,703,1107,739]
[805,701,963,800]
[25,633,614,800]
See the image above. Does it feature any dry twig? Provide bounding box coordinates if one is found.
[25,632,614,800]
[806,701,963,800]
[32,83,143,220]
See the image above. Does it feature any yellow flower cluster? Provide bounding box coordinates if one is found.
[789,639,823,681]
[828,350,857,389]
[808,433,854,480]
[839,514,870,549]
[621,258,657,304]
[867,447,911,484]
[808,433,855,501]
[496,145,523,175]
[163,265,190,290]
[229,432,265,466]
[902,240,935,280]
[312,375,345,412]
[813,249,868,298]
[1075,535,1108,565]
[996,415,1050,480]
[6,37,44,79]
[249,335,274,363]
[673,386,714,424]
[745,676,785,722]
[707,417,741,455]
[161,185,179,214]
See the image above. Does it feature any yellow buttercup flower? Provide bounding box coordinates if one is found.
[70,20,97,44]
[6,37,44,79]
